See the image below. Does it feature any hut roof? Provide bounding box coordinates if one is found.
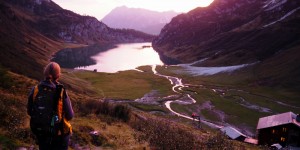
[221,126,248,139]
[257,112,300,130]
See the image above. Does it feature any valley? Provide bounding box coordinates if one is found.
[72,62,299,133]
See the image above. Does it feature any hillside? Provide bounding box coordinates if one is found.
[152,0,300,88]
[102,6,179,35]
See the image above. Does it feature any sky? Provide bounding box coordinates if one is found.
[52,0,214,20]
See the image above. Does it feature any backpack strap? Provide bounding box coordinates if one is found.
[32,85,39,101]
[57,86,64,121]
[55,85,73,135]
[63,118,72,134]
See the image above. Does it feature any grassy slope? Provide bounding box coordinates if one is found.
[0,65,152,149]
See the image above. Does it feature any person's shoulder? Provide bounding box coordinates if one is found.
[39,80,57,88]
[56,82,65,90]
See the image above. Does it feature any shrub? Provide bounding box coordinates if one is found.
[112,105,131,122]
[71,129,91,146]
[0,65,13,89]
[91,133,108,147]
[70,126,109,148]
[0,135,18,150]
[79,100,131,122]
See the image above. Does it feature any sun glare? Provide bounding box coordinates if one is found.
[123,0,214,12]
[52,0,214,20]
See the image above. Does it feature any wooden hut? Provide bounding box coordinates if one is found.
[221,126,258,144]
[256,112,300,148]
[221,126,248,141]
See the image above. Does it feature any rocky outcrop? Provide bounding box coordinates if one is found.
[152,0,300,66]
[5,0,154,44]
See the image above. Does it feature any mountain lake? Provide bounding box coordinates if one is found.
[53,42,164,72]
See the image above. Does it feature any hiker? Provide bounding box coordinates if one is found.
[198,116,201,128]
[192,113,196,119]
[191,113,201,128]
[192,113,197,122]
[27,62,74,150]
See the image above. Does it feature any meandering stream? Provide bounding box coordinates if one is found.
[151,65,224,129]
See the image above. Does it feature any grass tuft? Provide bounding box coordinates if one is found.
[0,135,18,150]
[79,99,131,122]
[0,65,13,89]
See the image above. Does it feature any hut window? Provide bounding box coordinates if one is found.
[272,129,275,134]
[281,137,285,142]
[282,127,287,132]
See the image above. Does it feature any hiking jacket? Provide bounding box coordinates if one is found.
[27,80,74,121]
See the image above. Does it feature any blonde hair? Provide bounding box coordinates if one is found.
[44,62,61,81]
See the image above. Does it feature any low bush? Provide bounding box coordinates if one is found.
[71,129,91,146]
[90,133,108,147]
[112,105,131,122]
[0,135,18,150]
[0,65,13,89]
[70,125,109,148]
[79,100,131,122]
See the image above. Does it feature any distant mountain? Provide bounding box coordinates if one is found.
[0,0,154,78]
[153,0,300,87]
[102,6,179,35]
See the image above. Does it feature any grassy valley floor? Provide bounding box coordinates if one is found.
[155,65,300,135]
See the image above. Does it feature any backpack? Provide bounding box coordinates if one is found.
[30,83,64,137]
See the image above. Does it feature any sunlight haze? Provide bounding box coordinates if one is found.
[52,0,214,20]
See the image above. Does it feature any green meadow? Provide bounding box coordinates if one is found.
[62,66,174,100]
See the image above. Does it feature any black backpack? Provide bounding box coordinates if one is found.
[30,84,63,137]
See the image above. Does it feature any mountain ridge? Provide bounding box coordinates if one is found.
[102,6,179,35]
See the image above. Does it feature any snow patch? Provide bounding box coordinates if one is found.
[58,32,72,42]
[178,63,253,76]
[264,7,300,27]
[264,0,288,11]
[35,0,51,5]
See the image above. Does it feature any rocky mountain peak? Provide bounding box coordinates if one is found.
[101,6,179,35]
[152,0,300,65]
